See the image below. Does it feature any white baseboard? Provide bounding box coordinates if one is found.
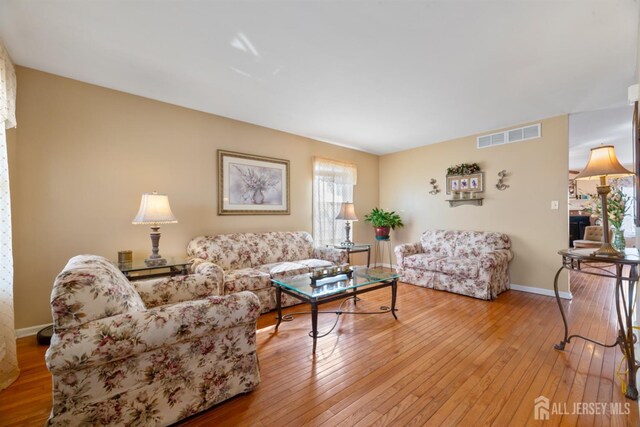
[510,283,572,300]
[16,322,52,338]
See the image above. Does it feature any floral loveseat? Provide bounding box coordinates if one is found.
[186,231,348,313]
[46,255,260,426]
[395,230,513,300]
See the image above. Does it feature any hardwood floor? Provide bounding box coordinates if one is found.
[2,272,639,426]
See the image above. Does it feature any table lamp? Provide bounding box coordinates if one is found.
[132,191,178,266]
[336,202,358,246]
[574,145,633,257]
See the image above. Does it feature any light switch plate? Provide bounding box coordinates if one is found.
[551,200,559,210]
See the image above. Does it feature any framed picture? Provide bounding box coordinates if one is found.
[218,150,290,215]
[447,177,459,194]
[446,172,484,194]
[467,172,484,193]
[460,178,469,191]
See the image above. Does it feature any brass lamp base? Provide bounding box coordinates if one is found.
[591,243,623,258]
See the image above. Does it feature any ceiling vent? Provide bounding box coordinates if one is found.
[477,123,541,149]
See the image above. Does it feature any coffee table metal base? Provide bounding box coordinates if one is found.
[274,278,398,354]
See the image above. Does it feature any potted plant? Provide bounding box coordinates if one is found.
[363,207,404,240]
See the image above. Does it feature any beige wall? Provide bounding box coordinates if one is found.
[379,115,570,293]
[8,67,379,329]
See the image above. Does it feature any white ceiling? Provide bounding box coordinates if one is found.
[569,105,635,171]
[0,1,638,155]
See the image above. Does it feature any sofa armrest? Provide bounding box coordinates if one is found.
[132,271,221,308]
[394,242,423,267]
[479,249,514,269]
[46,291,260,373]
[189,259,225,295]
[313,246,349,265]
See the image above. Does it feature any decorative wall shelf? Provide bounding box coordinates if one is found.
[446,198,483,207]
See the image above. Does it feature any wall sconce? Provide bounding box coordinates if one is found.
[429,178,440,195]
[496,170,510,191]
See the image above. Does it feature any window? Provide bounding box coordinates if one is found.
[312,157,357,246]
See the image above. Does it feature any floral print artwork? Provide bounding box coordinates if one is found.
[395,230,513,300]
[187,231,348,313]
[46,255,261,426]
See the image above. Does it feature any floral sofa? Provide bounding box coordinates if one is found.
[186,231,348,313]
[46,255,261,426]
[395,230,513,300]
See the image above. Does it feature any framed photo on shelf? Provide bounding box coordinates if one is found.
[460,178,469,191]
[218,150,290,215]
[446,172,484,194]
[467,172,484,193]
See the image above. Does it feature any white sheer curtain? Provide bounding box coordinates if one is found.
[312,157,357,246]
[0,40,18,391]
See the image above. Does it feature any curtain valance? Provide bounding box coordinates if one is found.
[313,157,358,186]
[0,41,16,129]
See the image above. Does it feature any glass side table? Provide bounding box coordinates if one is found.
[117,257,189,281]
[333,243,371,268]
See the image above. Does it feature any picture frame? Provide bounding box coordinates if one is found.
[446,172,484,194]
[218,150,290,215]
[460,178,469,191]
[467,172,484,193]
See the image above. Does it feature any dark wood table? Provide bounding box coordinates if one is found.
[553,248,640,400]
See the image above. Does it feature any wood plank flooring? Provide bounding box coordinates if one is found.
[1,272,639,426]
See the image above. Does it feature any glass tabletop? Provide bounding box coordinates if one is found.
[117,257,189,273]
[271,267,400,299]
[333,243,371,250]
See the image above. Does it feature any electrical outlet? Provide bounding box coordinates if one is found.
[551,200,559,210]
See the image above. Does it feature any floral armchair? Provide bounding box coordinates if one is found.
[187,231,348,313]
[46,255,261,426]
[395,230,513,300]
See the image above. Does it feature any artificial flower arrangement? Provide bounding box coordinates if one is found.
[607,186,630,230]
[446,163,481,176]
[582,184,630,231]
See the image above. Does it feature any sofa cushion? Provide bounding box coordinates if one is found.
[187,231,317,270]
[51,255,146,330]
[420,230,458,257]
[295,258,334,269]
[186,234,253,271]
[224,268,272,293]
[453,231,511,257]
[256,262,310,280]
[402,254,442,271]
[436,258,480,279]
[249,232,315,266]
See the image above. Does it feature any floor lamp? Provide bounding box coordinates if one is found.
[574,145,633,257]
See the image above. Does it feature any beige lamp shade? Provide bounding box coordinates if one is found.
[335,202,358,221]
[132,192,178,224]
[574,145,633,180]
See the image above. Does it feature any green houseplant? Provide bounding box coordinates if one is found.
[363,207,404,240]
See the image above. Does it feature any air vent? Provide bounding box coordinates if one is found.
[477,123,541,149]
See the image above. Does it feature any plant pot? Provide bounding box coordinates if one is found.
[375,226,391,240]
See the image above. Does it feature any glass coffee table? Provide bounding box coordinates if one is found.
[271,267,400,353]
